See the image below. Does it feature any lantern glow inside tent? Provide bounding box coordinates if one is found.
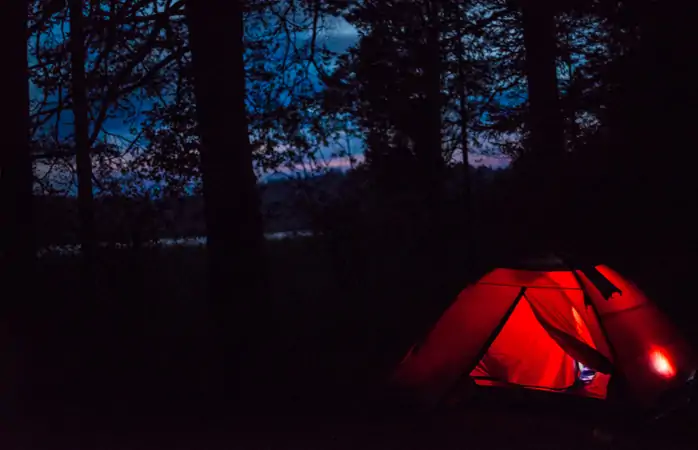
[650,348,676,379]
[393,262,695,407]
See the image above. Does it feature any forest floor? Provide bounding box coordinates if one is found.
[28,238,698,449]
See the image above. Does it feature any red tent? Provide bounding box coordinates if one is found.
[393,262,696,407]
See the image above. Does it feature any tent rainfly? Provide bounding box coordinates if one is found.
[393,262,696,407]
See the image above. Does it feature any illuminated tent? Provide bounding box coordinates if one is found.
[393,260,696,407]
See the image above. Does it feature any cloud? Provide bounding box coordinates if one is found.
[468,153,511,169]
[269,131,510,178]
[316,16,359,53]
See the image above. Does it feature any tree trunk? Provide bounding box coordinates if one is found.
[68,0,98,298]
[186,0,269,409]
[520,2,565,159]
[456,6,475,278]
[420,2,446,210]
[0,0,34,433]
[519,2,566,251]
[414,1,446,277]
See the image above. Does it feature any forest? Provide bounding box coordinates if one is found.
[1,0,696,448]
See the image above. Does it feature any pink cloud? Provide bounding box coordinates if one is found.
[274,145,511,176]
[468,153,511,169]
[313,153,510,171]
[320,154,365,169]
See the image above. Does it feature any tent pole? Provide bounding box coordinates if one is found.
[564,259,627,406]
[563,259,620,361]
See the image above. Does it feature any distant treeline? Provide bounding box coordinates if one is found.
[34,165,503,246]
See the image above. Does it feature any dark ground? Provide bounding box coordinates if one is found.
[21,237,698,449]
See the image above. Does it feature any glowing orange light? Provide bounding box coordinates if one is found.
[649,348,676,378]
